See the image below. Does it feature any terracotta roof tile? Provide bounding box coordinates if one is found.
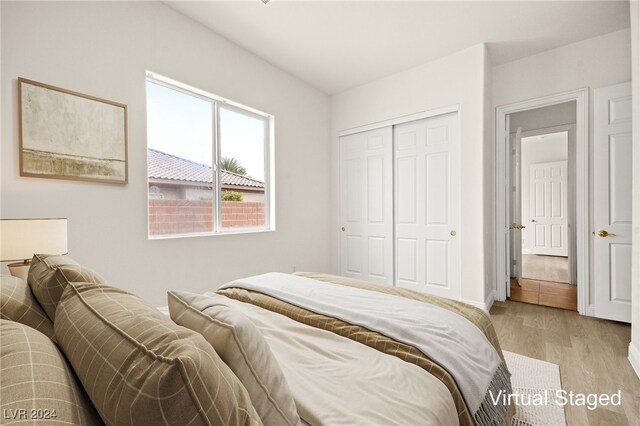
[148,148,264,189]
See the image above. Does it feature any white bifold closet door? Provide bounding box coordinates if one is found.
[394,112,461,299]
[339,111,461,300]
[339,127,394,285]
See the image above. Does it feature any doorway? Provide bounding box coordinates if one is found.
[508,126,577,311]
[495,88,589,314]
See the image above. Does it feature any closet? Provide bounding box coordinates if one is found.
[339,110,461,299]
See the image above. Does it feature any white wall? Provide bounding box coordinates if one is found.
[483,47,495,303]
[1,1,332,306]
[493,28,632,305]
[519,133,568,251]
[493,29,632,107]
[331,43,491,306]
[629,0,640,378]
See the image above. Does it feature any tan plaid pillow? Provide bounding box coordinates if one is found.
[0,275,54,339]
[28,254,106,321]
[169,290,301,426]
[55,281,261,426]
[0,319,103,425]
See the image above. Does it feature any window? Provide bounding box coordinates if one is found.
[146,73,274,238]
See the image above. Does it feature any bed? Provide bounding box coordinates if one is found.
[195,272,515,426]
[6,253,512,426]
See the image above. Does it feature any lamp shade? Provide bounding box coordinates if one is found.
[0,218,68,262]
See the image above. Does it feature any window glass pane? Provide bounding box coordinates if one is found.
[146,81,214,236]
[219,107,266,228]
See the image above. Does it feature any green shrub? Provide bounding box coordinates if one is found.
[222,191,243,201]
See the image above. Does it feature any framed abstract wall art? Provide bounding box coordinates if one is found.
[18,77,128,184]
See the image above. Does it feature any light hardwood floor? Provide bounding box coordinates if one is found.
[490,301,640,425]
[522,253,570,283]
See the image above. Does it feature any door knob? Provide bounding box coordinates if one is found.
[341,227,346,232]
[597,230,616,237]
[450,230,457,236]
[531,219,536,223]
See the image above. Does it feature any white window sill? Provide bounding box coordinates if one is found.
[148,226,275,241]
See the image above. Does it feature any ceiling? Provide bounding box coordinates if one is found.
[165,1,630,95]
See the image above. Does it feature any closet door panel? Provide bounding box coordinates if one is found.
[340,127,393,285]
[426,239,448,287]
[425,152,449,225]
[396,157,417,224]
[345,236,362,274]
[345,158,362,222]
[368,237,386,278]
[395,112,460,299]
[397,238,417,282]
[395,122,422,288]
[367,155,385,223]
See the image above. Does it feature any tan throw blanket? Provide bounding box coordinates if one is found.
[219,274,510,425]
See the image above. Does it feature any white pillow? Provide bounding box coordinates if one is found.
[168,290,301,426]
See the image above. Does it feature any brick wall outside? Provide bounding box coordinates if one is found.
[149,200,264,235]
[221,201,265,228]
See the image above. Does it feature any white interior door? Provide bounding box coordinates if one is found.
[529,161,568,257]
[510,129,523,284]
[339,127,393,285]
[394,112,460,299]
[504,115,511,298]
[594,82,632,323]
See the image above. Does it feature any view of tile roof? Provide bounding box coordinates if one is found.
[148,148,264,189]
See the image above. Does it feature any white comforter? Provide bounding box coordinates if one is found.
[219,295,458,426]
[221,272,504,416]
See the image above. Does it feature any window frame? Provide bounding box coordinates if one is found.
[146,72,275,239]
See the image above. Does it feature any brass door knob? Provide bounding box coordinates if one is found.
[597,230,616,237]
[341,227,346,232]
[531,219,536,223]
[450,230,457,236]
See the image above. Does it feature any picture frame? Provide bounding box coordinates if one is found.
[18,77,128,184]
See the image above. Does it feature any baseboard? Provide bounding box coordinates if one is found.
[484,290,495,311]
[461,291,495,312]
[629,343,640,379]
[584,304,596,317]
